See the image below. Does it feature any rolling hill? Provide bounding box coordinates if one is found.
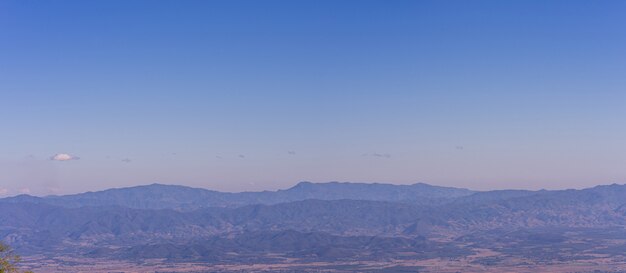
[1,182,626,265]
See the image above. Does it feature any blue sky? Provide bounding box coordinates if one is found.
[1,0,625,195]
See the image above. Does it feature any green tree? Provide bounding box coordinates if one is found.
[0,242,32,273]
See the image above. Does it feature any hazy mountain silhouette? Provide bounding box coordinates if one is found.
[1,181,474,210]
[1,182,625,263]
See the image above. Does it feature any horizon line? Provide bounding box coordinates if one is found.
[2,180,625,199]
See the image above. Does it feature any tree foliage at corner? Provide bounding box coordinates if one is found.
[0,242,32,273]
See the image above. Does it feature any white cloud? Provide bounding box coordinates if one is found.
[0,188,8,195]
[19,188,31,194]
[362,153,391,159]
[50,153,80,161]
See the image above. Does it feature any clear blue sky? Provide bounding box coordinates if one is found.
[1,0,625,195]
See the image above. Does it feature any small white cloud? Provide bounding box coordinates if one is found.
[50,153,80,161]
[19,188,31,194]
[362,153,391,159]
[0,188,8,195]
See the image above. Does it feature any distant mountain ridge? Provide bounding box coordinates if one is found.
[2,181,626,264]
[0,181,475,210]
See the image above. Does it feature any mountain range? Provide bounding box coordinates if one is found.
[1,181,625,269]
[1,181,473,210]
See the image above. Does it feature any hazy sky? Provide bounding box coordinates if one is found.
[1,0,625,196]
